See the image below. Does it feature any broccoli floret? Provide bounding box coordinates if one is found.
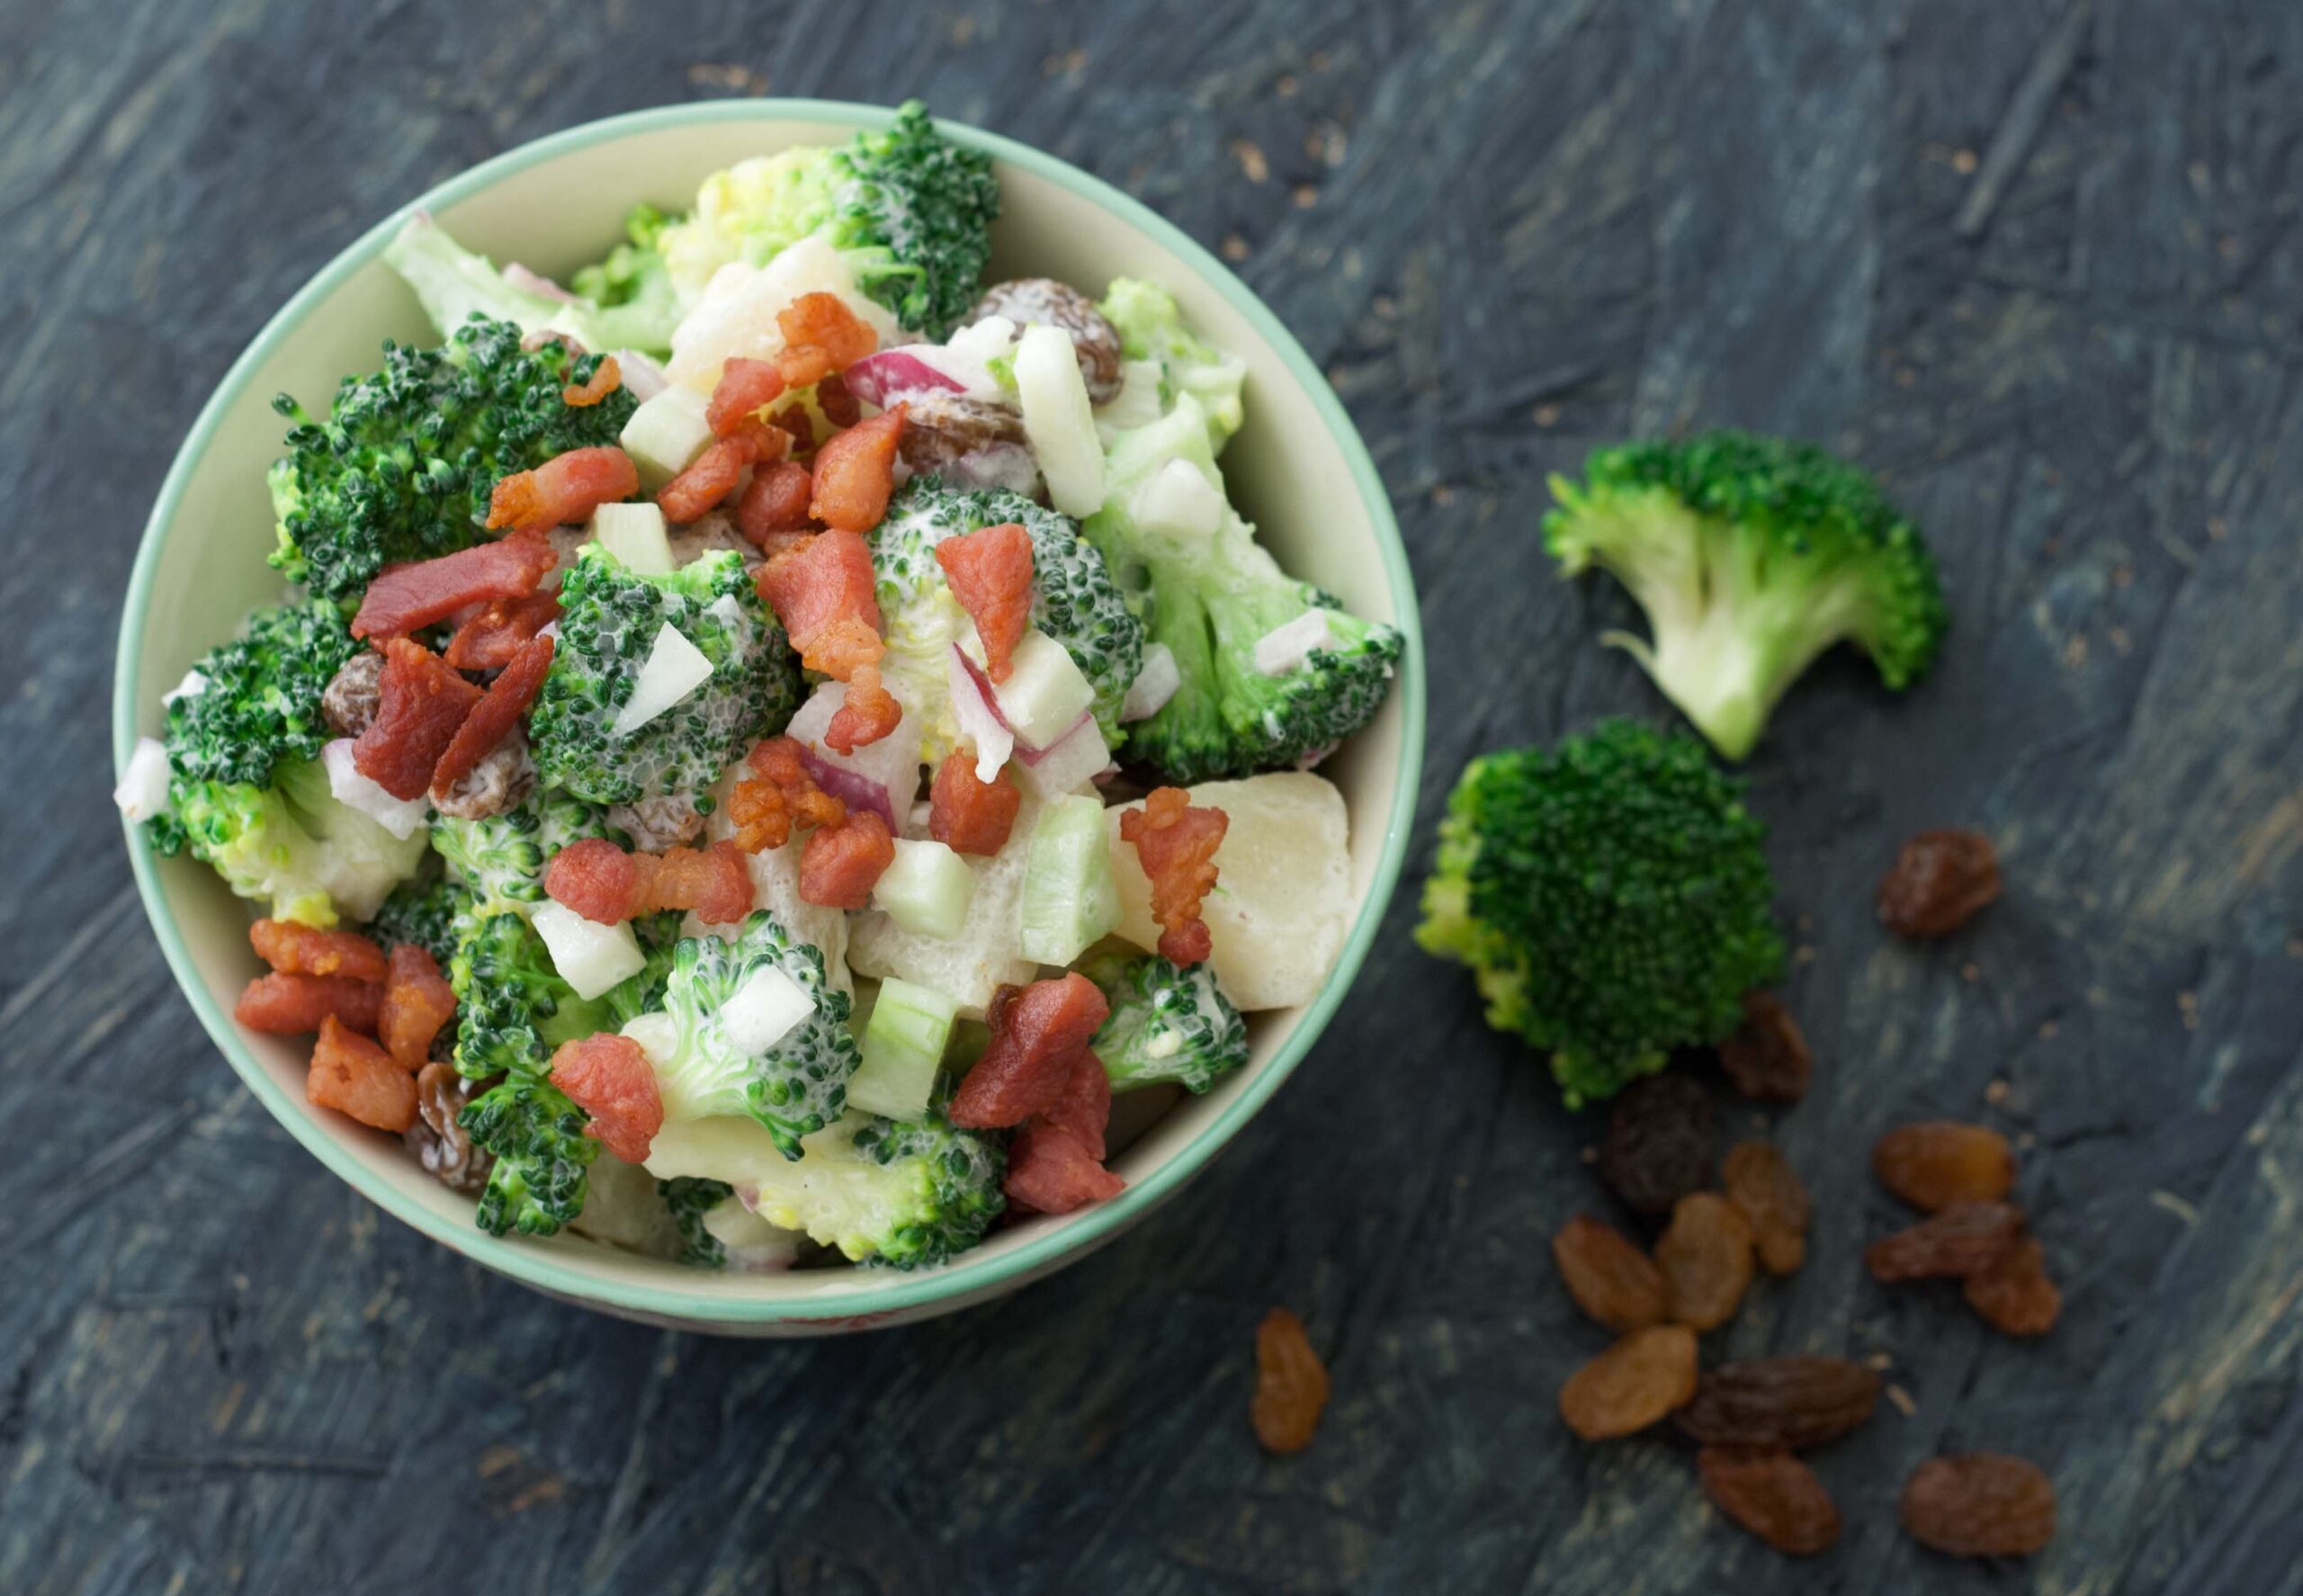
[1099,278,1246,451]
[658,1175,735,1268]
[431,790,621,918]
[364,874,475,966]
[1080,949,1250,1095]
[169,758,430,928]
[1543,431,1949,760]
[530,547,799,807]
[1087,395,1402,783]
[1415,719,1785,1107]
[447,910,589,1080]
[383,211,685,356]
[157,600,359,790]
[871,475,1144,753]
[268,316,635,605]
[461,1077,598,1237]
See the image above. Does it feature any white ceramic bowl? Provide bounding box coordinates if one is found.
[113,101,1424,1334]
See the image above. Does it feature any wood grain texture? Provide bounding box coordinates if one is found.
[6,0,2300,1591]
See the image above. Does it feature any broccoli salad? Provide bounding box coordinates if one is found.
[117,102,1401,1274]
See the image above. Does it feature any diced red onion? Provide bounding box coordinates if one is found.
[506,263,577,302]
[1015,709,1094,765]
[843,348,967,408]
[948,643,1014,782]
[796,745,897,831]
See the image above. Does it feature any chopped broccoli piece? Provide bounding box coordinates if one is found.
[1099,278,1246,451]
[157,600,359,789]
[1415,719,1785,1107]
[1543,431,1949,759]
[461,1077,598,1237]
[447,910,587,1080]
[364,874,475,966]
[168,758,429,928]
[659,1175,735,1268]
[268,316,634,605]
[383,211,685,357]
[430,790,621,918]
[1080,949,1250,1095]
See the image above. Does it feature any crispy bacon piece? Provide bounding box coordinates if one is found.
[308,1015,419,1132]
[807,408,906,533]
[249,919,388,982]
[725,735,845,853]
[1036,1048,1113,1162]
[816,370,861,429]
[824,665,901,754]
[561,354,623,408]
[443,590,561,671]
[774,293,878,389]
[351,533,558,641]
[542,837,754,925]
[237,973,382,1036]
[656,435,752,524]
[485,445,641,537]
[549,1034,663,1164]
[948,974,1111,1129]
[354,639,482,801]
[757,528,884,678]
[736,459,816,548]
[377,944,457,1070]
[1121,787,1229,966]
[798,811,895,909]
[1004,1119,1125,1215]
[927,751,1022,856]
[542,836,636,923]
[934,522,1035,683]
[706,356,789,452]
[430,633,552,799]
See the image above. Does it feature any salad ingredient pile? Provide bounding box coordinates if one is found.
[122,102,1403,1276]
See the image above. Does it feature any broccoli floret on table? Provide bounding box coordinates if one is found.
[1542,430,1948,760]
[1080,949,1249,1096]
[1416,719,1785,1107]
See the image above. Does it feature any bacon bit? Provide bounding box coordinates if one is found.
[1036,1048,1112,1162]
[824,665,901,754]
[816,370,862,429]
[561,354,623,408]
[706,356,788,449]
[429,633,552,799]
[549,1033,663,1164]
[807,408,906,533]
[799,810,896,909]
[351,533,558,640]
[377,944,457,1070]
[726,735,846,853]
[757,527,884,678]
[927,750,1022,856]
[308,1015,419,1132]
[485,445,641,537]
[1121,787,1229,966]
[774,293,878,389]
[354,639,482,801]
[935,521,1035,684]
[237,973,382,1036]
[656,435,755,524]
[542,836,636,923]
[443,590,561,671]
[949,974,1111,1129]
[249,919,389,983]
[542,836,754,925]
[735,460,816,547]
[1004,1119,1125,1214]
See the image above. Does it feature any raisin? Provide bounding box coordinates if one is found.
[1698,1447,1841,1556]
[1877,829,2001,938]
[1598,1072,1715,1215]
[1872,1120,2017,1212]
[1675,1357,1882,1449]
[1717,991,1813,1101]
[1552,1215,1668,1332]
[1655,1192,1755,1331]
[1721,1142,1809,1276]
[1963,1235,2061,1336]
[1558,1324,1698,1440]
[407,1063,494,1193]
[895,391,1029,477]
[1250,1308,1330,1455]
[1900,1453,2057,1557]
[320,649,384,739]
[966,278,1125,402]
[1866,1200,2025,1282]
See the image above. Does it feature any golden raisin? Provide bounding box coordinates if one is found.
[1717,991,1813,1102]
[1872,1120,2017,1212]
[1865,1200,2025,1282]
[1722,1142,1810,1276]
[1675,1357,1882,1449]
[1877,829,2001,937]
[1900,1453,2057,1556]
[1655,1192,1755,1331]
[1962,1235,2061,1336]
[1698,1447,1841,1556]
[1250,1308,1330,1455]
[1558,1324,1698,1440]
[1551,1215,1668,1332]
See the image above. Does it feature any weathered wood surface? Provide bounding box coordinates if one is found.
[5,0,2300,1590]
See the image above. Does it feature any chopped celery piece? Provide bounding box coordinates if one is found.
[872,838,976,939]
[1018,794,1120,965]
[848,977,958,1121]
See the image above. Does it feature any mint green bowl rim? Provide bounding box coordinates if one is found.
[112,98,1426,1327]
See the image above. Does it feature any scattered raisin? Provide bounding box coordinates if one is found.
[1962,1235,2061,1337]
[1599,1072,1715,1215]
[1698,1447,1841,1556]
[1655,1192,1756,1331]
[1552,1215,1668,1332]
[1877,829,2002,938]
[406,1063,493,1193]
[1250,1308,1330,1455]
[1722,1142,1810,1276]
[1865,1200,2025,1282]
[1900,1453,2057,1556]
[895,391,1030,478]
[1558,1324,1698,1440]
[1872,1120,2017,1212]
[1675,1357,1883,1449]
[1718,991,1813,1102]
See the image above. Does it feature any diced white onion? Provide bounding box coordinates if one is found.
[1252,610,1339,677]
[1120,642,1180,722]
[113,737,173,822]
[947,644,1014,783]
[589,502,675,576]
[621,1011,679,1065]
[990,630,1097,749]
[320,738,430,839]
[532,901,647,1000]
[1010,717,1112,800]
[611,623,713,737]
[719,964,814,1054]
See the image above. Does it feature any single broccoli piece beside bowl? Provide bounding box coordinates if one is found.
[383,207,685,355]
[363,874,476,967]
[1415,719,1785,1107]
[461,1076,598,1237]
[1080,948,1249,1095]
[530,546,799,809]
[1542,431,1949,760]
[268,316,635,605]
[431,790,623,918]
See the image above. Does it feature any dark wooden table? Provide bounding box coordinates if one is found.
[8,1,2299,1590]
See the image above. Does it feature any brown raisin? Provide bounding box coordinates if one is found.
[1655,1192,1755,1331]
[1675,1357,1883,1449]
[1722,1142,1810,1276]
[1962,1235,2061,1336]
[1900,1453,2057,1556]
[1552,1215,1668,1332]
[1877,829,2001,938]
[965,278,1125,402]
[1250,1308,1330,1455]
[1599,1072,1714,1215]
[1718,991,1813,1102]
[1698,1447,1841,1556]
[406,1063,494,1194]
[1558,1324,1698,1440]
[1866,1200,2025,1282]
[1873,1119,2017,1212]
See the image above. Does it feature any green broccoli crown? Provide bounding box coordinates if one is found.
[1080,949,1249,1095]
[448,910,579,1080]
[431,790,620,917]
[385,211,686,358]
[267,316,634,604]
[530,547,800,806]
[847,1111,1008,1269]
[827,101,1000,339]
[1415,719,1785,1107]
[364,874,477,966]
[1542,430,1949,759]
[1098,278,1247,450]
[659,1175,735,1268]
[160,600,359,788]
[461,1077,598,1237]
[168,756,430,928]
